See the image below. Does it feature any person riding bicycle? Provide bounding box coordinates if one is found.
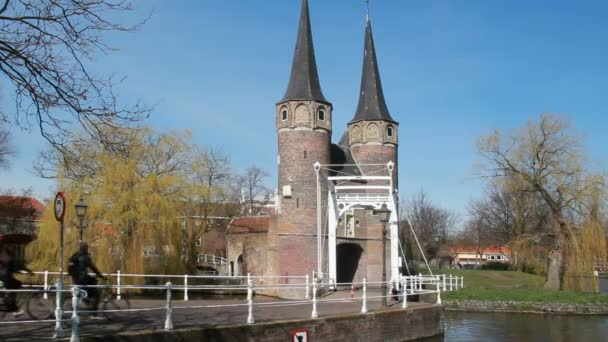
[68,243,105,318]
[0,244,33,316]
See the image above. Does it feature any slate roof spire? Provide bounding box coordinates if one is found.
[280,0,328,104]
[350,13,396,123]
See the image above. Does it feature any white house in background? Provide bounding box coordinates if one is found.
[450,246,511,268]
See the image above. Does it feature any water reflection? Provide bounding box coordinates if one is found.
[424,311,608,342]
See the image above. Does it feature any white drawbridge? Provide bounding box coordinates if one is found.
[314,161,399,286]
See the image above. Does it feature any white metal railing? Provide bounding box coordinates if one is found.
[197,254,227,265]
[2,272,463,340]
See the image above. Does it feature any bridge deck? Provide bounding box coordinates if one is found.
[0,288,436,341]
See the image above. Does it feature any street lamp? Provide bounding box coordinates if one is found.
[75,197,88,246]
[374,203,391,307]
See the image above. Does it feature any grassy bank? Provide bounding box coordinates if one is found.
[441,270,608,304]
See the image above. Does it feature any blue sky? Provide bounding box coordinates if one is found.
[3,0,607,223]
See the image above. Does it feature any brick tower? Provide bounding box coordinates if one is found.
[275,0,332,278]
[344,13,399,283]
[348,14,398,183]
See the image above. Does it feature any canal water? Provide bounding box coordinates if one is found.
[425,311,608,341]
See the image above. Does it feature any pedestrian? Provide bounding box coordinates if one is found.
[0,244,33,316]
[68,243,105,319]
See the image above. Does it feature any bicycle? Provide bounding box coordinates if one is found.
[77,278,131,321]
[1,274,54,320]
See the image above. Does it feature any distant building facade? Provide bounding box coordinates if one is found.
[0,196,43,264]
[450,246,511,268]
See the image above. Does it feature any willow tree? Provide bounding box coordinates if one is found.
[477,114,605,290]
[29,127,192,276]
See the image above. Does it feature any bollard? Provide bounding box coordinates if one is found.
[70,287,81,342]
[311,278,318,319]
[54,279,64,338]
[461,276,464,289]
[164,282,174,331]
[361,278,368,314]
[401,276,408,309]
[43,271,49,300]
[436,276,442,305]
[116,270,121,301]
[247,278,254,324]
[442,274,447,292]
[305,274,310,300]
[184,274,189,301]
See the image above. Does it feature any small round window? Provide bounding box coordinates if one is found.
[281,109,288,121]
[387,126,394,137]
[318,109,325,121]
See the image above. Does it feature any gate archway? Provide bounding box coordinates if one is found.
[336,243,363,284]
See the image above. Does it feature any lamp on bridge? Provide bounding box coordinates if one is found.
[374,203,391,307]
[75,197,88,246]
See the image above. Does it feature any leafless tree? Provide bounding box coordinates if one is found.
[477,114,606,290]
[0,124,12,169]
[237,166,271,216]
[401,189,458,261]
[0,0,149,153]
[468,181,550,246]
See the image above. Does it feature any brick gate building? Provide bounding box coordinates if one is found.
[226,0,400,298]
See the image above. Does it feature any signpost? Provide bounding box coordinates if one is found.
[53,192,66,338]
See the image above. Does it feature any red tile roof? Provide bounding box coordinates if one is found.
[227,216,270,234]
[0,196,44,219]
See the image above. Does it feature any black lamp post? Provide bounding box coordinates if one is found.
[374,203,391,307]
[75,197,88,246]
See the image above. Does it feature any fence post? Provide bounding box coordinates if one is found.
[461,276,464,289]
[164,282,173,331]
[305,274,310,300]
[449,274,453,291]
[116,270,121,301]
[436,276,442,305]
[311,277,318,319]
[184,274,189,301]
[418,273,423,291]
[401,276,408,309]
[43,271,49,300]
[410,276,415,294]
[361,278,368,314]
[442,274,447,292]
[70,287,81,342]
[53,279,64,338]
[247,278,254,324]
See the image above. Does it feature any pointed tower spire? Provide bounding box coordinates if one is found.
[350,14,395,123]
[280,0,328,104]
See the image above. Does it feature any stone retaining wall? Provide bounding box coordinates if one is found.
[84,305,443,342]
[444,300,608,314]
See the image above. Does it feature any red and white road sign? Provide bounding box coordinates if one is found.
[54,192,66,222]
[291,329,309,342]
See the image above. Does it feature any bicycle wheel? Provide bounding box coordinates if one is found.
[102,297,130,321]
[25,292,54,320]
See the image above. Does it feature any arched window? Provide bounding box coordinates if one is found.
[387,125,394,137]
[318,108,325,121]
[281,108,288,121]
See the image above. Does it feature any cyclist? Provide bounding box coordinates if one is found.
[68,243,105,319]
[0,244,33,316]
